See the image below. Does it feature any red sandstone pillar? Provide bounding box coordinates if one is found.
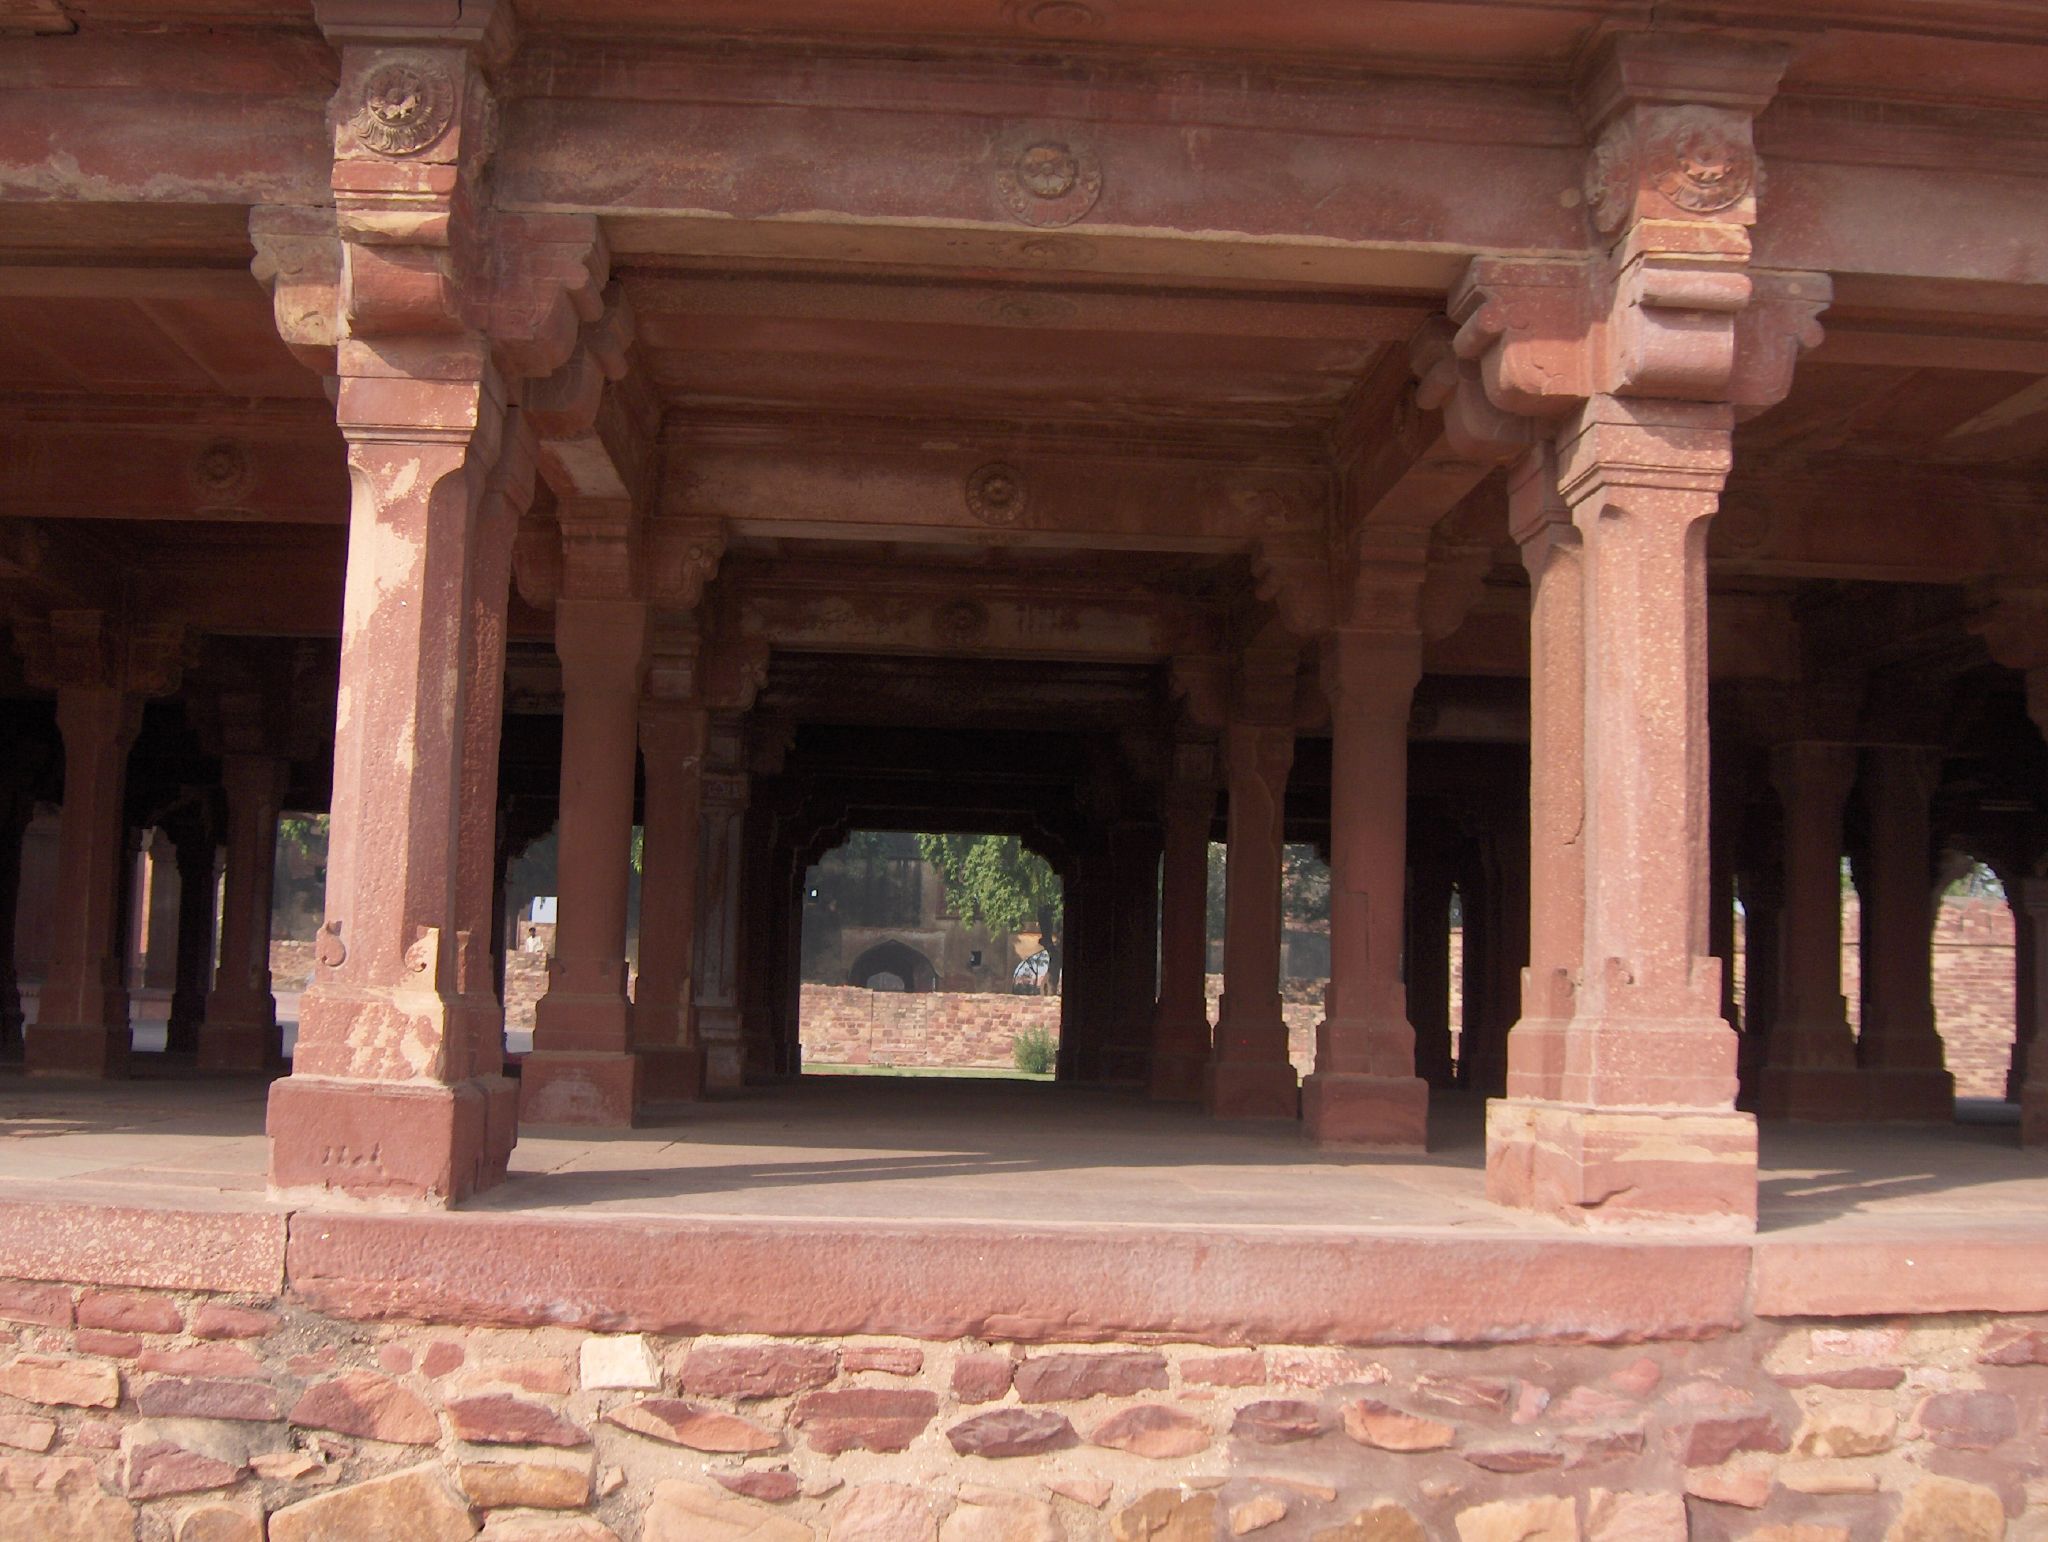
[1102,817,1163,1085]
[634,698,707,1102]
[1148,753,1217,1101]
[1209,714,1299,1119]
[163,814,218,1058]
[2009,894,2034,1105]
[1756,742,1862,1118]
[1857,744,1955,1121]
[1500,445,1581,1104]
[2015,878,2048,1144]
[1303,627,1427,1147]
[268,378,521,1203]
[1406,846,1456,1088]
[199,754,288,1072]
[138,831,180,1001]
[27,683,140,1077]
[693,714,750,1092]
[522,599,650,1124]
[1485,397,1757,1228]
[0,784,30,1058]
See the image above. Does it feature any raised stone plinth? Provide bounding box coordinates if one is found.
[269,1075,516,1206]
[1485,1099,1759,1231]
[1207,1058,1300,1120]
[1302,1072,1429,1150]
[1755,1065,1868,1122]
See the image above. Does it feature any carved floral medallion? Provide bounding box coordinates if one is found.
[996,137,1102,227]
[350,57,457,158]
[966,462,1029,525]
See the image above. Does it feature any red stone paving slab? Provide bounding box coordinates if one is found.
[1751,1221,2048,1318]
[0,1185,285,1295]
[283,1211,1750,1345]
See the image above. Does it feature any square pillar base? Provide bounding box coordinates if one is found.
[1862,1067,1955,1123]
[1756,1064,1868,1122]
[1302,1072,1428,1151]
[197,1022,285,1075]
[519,1050,640,1125]
[637,1044,706,1105]
[25,1023,130,1079]
[1206,1058,1300,1121]
[1485,1098,1758,1232]
[2022,1083,2048,1146]
[1147,1045,1209,1103]
[269,1073,516,1205]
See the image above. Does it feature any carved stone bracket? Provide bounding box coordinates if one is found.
[14,611,194,701]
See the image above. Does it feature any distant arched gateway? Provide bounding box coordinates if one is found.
[847,939,937,993]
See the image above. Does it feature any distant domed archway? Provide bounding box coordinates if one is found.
[847,938,937,993]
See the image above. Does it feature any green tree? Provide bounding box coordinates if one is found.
[916,834,1062,935]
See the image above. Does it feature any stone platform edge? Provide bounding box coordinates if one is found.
[7,1185,2048,1340]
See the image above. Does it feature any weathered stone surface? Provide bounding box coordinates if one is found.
[136,1376,278,1422]
[175,1503,265,1542]
[1313,1504,1427,1542]
[0,1455,136,1542]
[141,1344,266,1378]
[1229,1495,1288,1536]
[1461,1437,1565,1473]
[1341,1398,1456,1452]
[941,1487,1063,1542]
[122,1436,243,1499]
[845,1346,925,1376]
[1089,1403,1210,1458]
[829,1482,939,1541]
[1917,1390,2017,1450]
[1664,1386,1785,1467]
[1015,1352,1167,1403]
[268,1462,479,1542]
[1793,1400,1895,1458]
[1978,1326,2048,1366]
[0,1413,56,1452]
[1682,1462,1771,1508]
[1584,1490,1682,1542]
[643,1478,816,1541]
[0,1283,74,1328]
[189,1305,279,1341]
[447,1394,589,1448]
[459,1453,594,1509]
[794,1388,939,1454]
[681,1340,840,1400]
[291,1371,440,1445]
[477,1516,620,1542]
[0,1353,121,1408]
[947,1407,1077,1458]
[719,1469,803,1503]
[1112,1490,1218,1541]
[952,1353,1015,1403]
[78,1291,182,1336]
[605,1397,779,1453]
[1550,1386,1639,1424]
[1184,1353,1266,1388]
[1884,1476,2007,1542]
[1747,1529,1851,1542]
[579,1334,660,1391]
[423,1341,467,1377]
[467,1359,575,1397]
[73,1331,142,1360]
[1453,1496,1577,1542]
[1046,1474,1113,1508]
[1776,1461,1880,1496]
[1604,1358,1661,1397]
[1773,1366,1905,1391]
[1231,1399,1323,1443]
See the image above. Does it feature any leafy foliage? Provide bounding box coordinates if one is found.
[916,833,1063,935]
[1011,1025,1057,1076]
[1206,841,1329,939]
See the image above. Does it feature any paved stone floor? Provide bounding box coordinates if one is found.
[0,1068,2041,1239]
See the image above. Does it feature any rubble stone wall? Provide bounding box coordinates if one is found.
[1,1273,2043,1540]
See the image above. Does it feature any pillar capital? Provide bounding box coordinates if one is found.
[1767,738,1858,810]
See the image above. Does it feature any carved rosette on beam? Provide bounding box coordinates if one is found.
[1427,31,1837,1230]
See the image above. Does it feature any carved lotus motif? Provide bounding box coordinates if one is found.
[996,136,1102,227]
[1655,122,1755,215]
[191,440,254,507]
[934,599,991,645]
[966,462,1029,525]
[351,57,456,158]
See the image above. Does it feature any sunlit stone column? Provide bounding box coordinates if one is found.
[522,599,650,1124]
[1756,741,1863,1118]
[1303,626,1427,1147]
[1148,747,1217,1101]
[1857,744,1955,1121]
[1485,397,1757,1228]
[199,753,288,1072]
[1208,682,1299,1120]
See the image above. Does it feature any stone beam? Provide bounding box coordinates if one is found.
[669,442,1330,553]
[0,417,349,525]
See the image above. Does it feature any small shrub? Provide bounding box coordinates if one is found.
[1012,1025,1056,1076]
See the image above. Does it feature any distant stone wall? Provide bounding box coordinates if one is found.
[800,984,1059,1069]
[1928,897,2019,1099]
